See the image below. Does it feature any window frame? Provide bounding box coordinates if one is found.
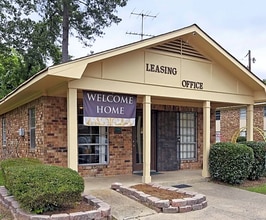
[78,125,109,165]
[179,112,197,161]
[78,107,109,166]
[215,110,220,120]
[240,108,247,119]
[263,106,266,117]
[29,108,36,149]
[2,117,6,146]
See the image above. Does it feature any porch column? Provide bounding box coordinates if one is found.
[246,104,254,141]
[142,95,151,183]
[202,101,211,177]
[67,88,78,171]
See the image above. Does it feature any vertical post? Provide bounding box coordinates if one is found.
[67,88,78,171]
[246,104,254,141]
[202,101,211,177]
[248,50,251,71]
[142,95,151,183]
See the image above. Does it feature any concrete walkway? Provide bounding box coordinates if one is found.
[83,170,266,220]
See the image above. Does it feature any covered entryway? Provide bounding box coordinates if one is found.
[132,110,157,172]
[133,110,182,172]
[157,111,180,171]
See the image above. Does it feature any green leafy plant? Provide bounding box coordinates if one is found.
[0,157,41,187]
[209,142,254,184]
[240,141,266,180]
[236,136,246,142]
[1,158,84,214]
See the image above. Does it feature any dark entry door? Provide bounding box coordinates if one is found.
[132,111,156,172]
[157,111,180,171]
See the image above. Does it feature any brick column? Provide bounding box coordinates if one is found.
[202,101,210,177]
[247,104,254,141]
[142,95,151,183]
[67,88,78,171]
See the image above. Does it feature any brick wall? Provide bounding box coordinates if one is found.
[0,96,217,177]
[220,108,240,142]
[0,96,68,167]
[254,105,264,141]
[220,106,265,142]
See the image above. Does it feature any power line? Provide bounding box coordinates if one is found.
[126,11,157,40]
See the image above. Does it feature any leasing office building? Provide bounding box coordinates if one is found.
[1,24,266,183]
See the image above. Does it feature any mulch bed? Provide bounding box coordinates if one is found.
[130,184,192,201]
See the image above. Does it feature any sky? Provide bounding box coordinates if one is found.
[68,0,266,80]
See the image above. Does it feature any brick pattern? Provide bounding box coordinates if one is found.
[0,96,67,167]
[220,106,265,142]
[254,106,265,141]
[0,96,217,177]
[220,108,240,142]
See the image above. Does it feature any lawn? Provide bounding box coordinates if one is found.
[0,172,4,186]
[244,184,266,194]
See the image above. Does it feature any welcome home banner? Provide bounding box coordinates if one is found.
[83,91,137,126]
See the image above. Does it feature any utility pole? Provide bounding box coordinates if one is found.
[245,50,256,71]
[126,11,157,40]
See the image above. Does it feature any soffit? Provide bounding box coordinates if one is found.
[0,75,68,114]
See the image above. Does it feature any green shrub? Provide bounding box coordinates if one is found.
[236,136,246,142]
[0,158,41,187]
[209,142,254,184]
[3,161,84,214]
[240,141,266,180]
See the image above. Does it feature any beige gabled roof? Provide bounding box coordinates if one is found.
[0,24,266,114]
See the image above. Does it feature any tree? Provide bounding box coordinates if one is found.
[0,0,128,63]
[0,49,37,99]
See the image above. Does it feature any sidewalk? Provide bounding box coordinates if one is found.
[83,170,266,220]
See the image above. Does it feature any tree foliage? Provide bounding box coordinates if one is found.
[0,0,128,98]
[0,49,45,99]
[0,0,128,63]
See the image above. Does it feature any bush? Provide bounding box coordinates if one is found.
[209,142,254,184]
[236,136,246,142]
[240,141,266,180]
[0,158,41,187]
[2,159,84,214]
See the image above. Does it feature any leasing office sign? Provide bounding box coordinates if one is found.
[83,91,136,126]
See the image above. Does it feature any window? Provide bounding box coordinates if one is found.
[29,108,36,149]
[215,111,220,120]
[240,108,246,119]
[2,117,6,146]
[179,112,197,160]
[264,106,266,117]
[78,105,109,165]
[78,125,108,165]
[216,131,221,143]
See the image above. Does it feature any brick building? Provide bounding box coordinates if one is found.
[216,104,266,143]
[1,24,266,183]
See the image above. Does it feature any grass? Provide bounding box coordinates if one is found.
[0,172,4,186]
[244,184,266,194]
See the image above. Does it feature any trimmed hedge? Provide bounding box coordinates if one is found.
[1,159,84,214]
[240,141,266,180]
[209,142,254,184]
[236,136,246,142]
[0,157,41,187]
